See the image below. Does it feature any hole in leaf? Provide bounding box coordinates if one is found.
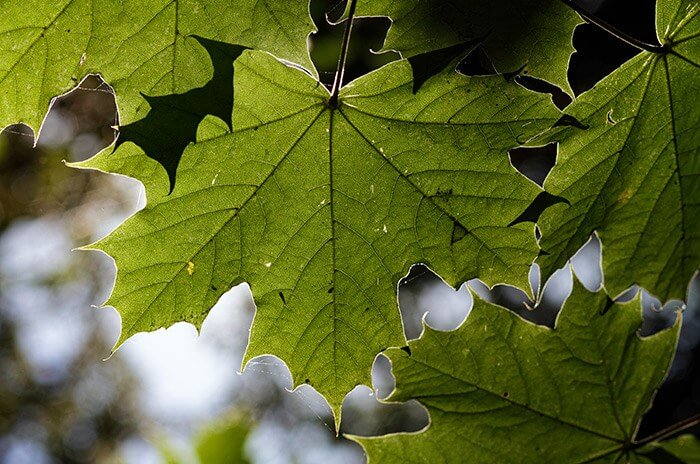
[567,0,657,95]
[508,143,557,187]
[515,75,572,110]
[466,234,609,329]
[639,292,683,337]
[372,354,394,400]
[339,355,429,436]
[606,109,616,125]
[44,74,118,160]
[398,265,471,340]
[341,386,429,436]
[570,234,602,291]
[615,285,639,303]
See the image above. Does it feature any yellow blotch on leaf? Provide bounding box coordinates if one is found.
[618,188,633,205]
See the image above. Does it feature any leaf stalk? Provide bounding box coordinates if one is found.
[632,413,700,448]
[558,0,668,54]
[328,0,358,107]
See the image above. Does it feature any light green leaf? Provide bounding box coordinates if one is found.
[158,415,250,464]
[76,51,559,423]
[0,0,315,132]
[351,0,582,92]
[195,417,250,464]
[353,277,681,463]
[535,0,699,301]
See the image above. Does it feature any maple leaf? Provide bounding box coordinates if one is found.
[76,50,559,424]
[534,0,699,302]
[0,0,315,133]
[350,0,583,93]
[352,276,681,463]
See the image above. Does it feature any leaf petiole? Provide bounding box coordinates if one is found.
[632,413,700,448]
[558,0,668,54]
[328,0,358,107]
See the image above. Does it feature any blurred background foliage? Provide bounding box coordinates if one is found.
[0,0,698,463]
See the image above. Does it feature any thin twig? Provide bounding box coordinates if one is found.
[328,0,358,107]
[558,0,667,54]
[633,413,700,448]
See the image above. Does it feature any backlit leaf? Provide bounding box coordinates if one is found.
[535,0,699,301]
[76,51,558,422]
[354,277,681,462]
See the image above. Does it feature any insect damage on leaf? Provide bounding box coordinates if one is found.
[353,276,681,463]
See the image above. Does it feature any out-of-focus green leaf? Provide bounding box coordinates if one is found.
[195,417,250,464]
[157,416,250,464]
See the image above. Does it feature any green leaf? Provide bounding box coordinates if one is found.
[352,277,681,463]
[158,415,250,464]
[657,435,700,462]
[535,0,699,301]
[195,417,250,464]
[351,0,583,92]
[0,0,315,132]
[76,51,558,424]
[638,435,700,463]
[115,36,247,191]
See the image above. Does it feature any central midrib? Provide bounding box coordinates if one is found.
[327,107,340,390]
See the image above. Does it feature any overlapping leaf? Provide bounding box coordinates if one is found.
[638,434,700,463]
[0,0,315,132]
[354,277,681,463]
[534,0,699,301]
[350,0,583,92]
[76,51,559,422]
[1,0,697,454]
